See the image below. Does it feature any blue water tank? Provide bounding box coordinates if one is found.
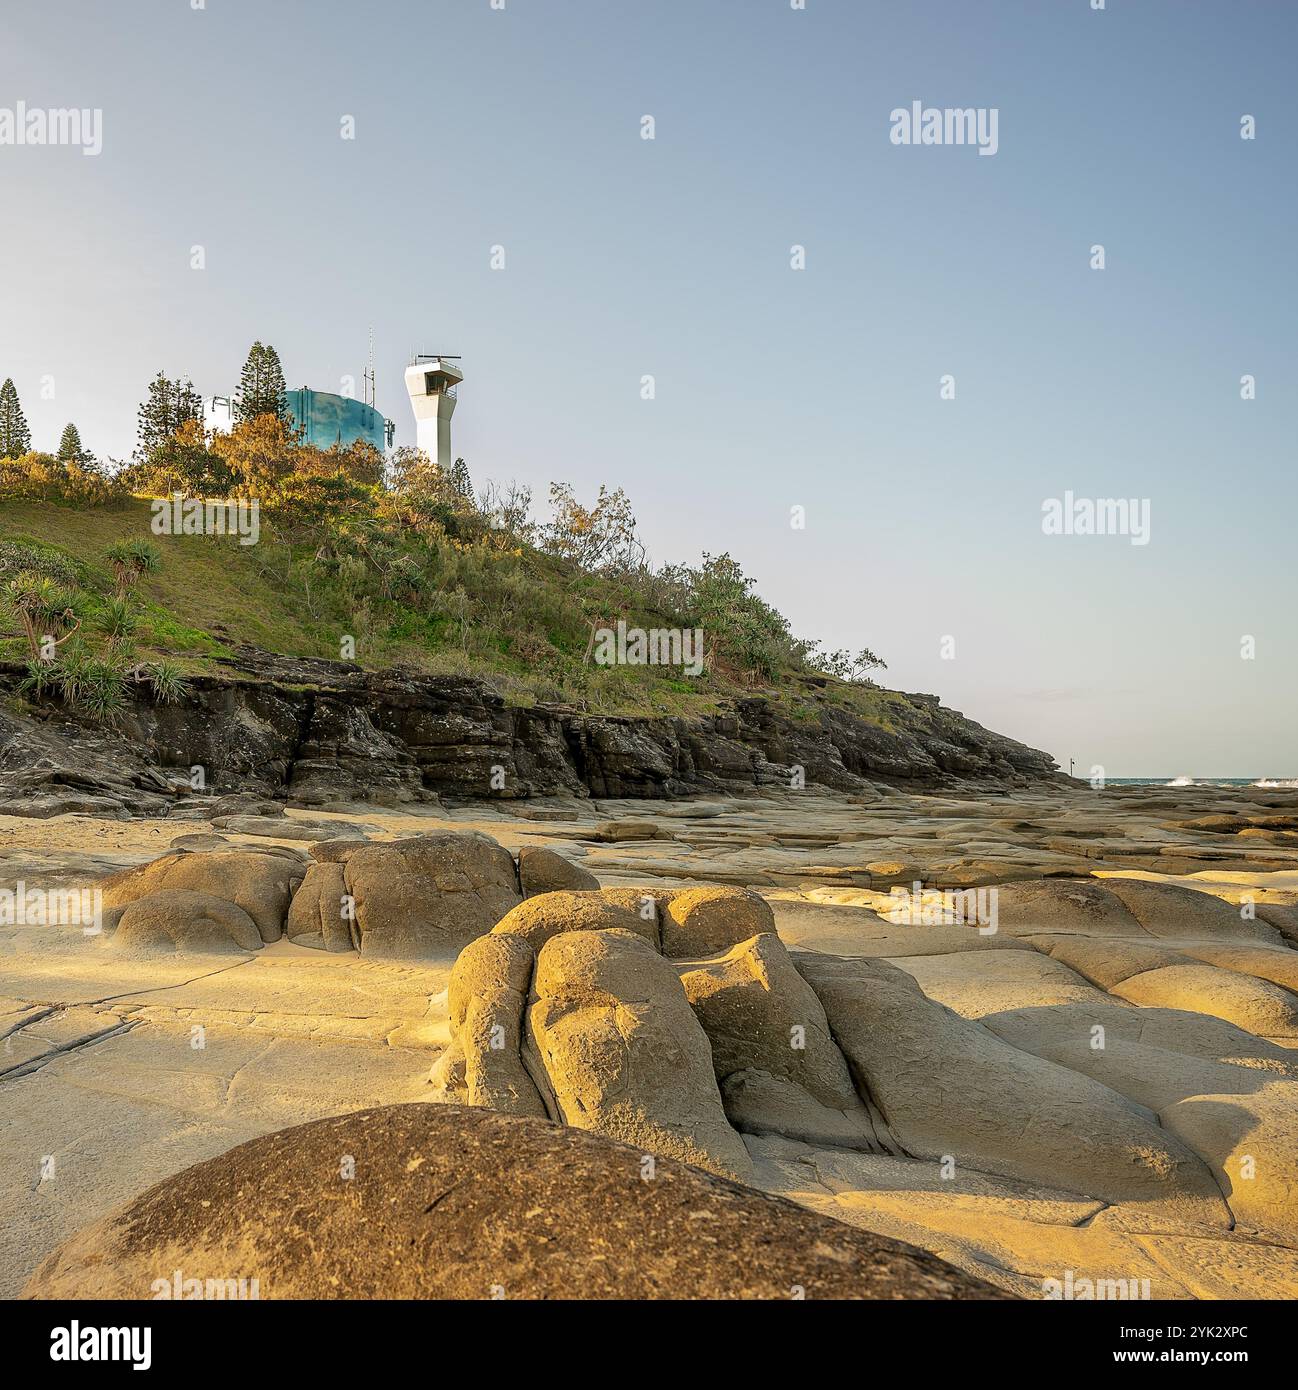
[285,388,393,452]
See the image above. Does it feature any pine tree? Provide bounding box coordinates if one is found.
[57,422,84,462]
[0,378,32,459]
[262,344,288,422]
[450,457,473,500]
[135,372,203,462]
[234,342,264,423]
[234,341,289,423]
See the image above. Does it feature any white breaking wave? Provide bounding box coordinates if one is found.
[1155,775,1297,788]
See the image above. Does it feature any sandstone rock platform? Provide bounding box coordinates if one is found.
[3,784,1297,1300]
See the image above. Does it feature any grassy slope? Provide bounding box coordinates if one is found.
[1,499,313,661]
[2,498,855,720]
[0,499,1044,775]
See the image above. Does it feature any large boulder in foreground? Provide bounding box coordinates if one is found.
[24,1105,1006,1300]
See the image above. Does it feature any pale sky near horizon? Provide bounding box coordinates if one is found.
[1,0,1294,777]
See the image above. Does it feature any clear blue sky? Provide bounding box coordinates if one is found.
[2,0,1294,776]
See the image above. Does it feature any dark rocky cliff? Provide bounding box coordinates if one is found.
[0,648,1061,815]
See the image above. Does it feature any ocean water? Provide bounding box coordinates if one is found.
[1105,777,1298,789]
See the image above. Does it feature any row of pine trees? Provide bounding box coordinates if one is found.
[0,341,291,467]
[0,379,93,469]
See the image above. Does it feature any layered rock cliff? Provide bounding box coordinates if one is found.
[0,647,1061,815]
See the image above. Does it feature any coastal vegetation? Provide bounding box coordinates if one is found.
[0,363,885,721]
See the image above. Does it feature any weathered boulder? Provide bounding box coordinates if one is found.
[516,845,599,896]
[661,885,775,958]
[597,886,671,926]
[99,847,305,944]
[23,1105,1005,1300]
[525,929,753,1180]
[110,890,263,956]
[1112,963,1298,1038]
[306,838,371,864]
[439,886,897,1165]
[992,879,1143,938]
[439,934,546,1116]
[1103,877,1282,944]
[344,832,522,958]
[678,933,860,1110]
[285,861,355,952]
[491,890,656,952]
[679,934,887,1152]
[796,952,1231,1225]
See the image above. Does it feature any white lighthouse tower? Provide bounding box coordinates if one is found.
[403,354,463,469]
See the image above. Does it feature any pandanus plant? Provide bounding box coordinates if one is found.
[3,571,80,659]
[103,539,161,600]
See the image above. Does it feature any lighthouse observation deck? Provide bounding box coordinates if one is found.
[404,354,463,467]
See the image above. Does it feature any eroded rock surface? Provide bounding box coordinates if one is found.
[5,783,1298,1300]
[344,833,522,958]
[100,846,305,944]
[517,845,599,897]
[491,891,655,952]
[678,934,888,1152]
[111,890,264,957]
[426,853,1298,1292]
[661,885,775,958]
[25,1105,1005,1300]
[443,933,545,1117]
[794,953,1229,1225]
[525,929,753,1179]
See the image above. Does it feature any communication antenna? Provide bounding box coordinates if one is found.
[363,326,376,407]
